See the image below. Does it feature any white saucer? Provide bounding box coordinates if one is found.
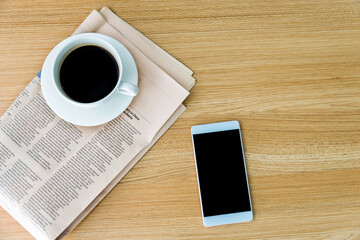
[41,34,138,127]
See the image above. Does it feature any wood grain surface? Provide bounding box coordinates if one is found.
[1,0,360,239]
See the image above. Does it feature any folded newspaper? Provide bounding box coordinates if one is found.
[0,7,195,240]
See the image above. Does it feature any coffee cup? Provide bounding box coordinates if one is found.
[45,33,138,107]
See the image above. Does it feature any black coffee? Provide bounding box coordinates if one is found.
[59,45,119,103]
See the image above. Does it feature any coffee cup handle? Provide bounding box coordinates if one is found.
[117,81,138,96]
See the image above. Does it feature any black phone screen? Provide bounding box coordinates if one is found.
[192,129,251,217]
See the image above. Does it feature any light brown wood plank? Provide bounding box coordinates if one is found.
[1,0,360,239]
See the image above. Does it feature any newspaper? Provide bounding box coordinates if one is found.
[0,7,195,240]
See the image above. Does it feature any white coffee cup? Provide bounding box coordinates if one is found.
[44,33,138,107]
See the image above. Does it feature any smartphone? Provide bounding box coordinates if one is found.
[191,120,253,227]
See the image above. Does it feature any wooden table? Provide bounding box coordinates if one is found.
[1,1,360,239]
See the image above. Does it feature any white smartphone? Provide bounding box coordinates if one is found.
[191,120,253,227]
